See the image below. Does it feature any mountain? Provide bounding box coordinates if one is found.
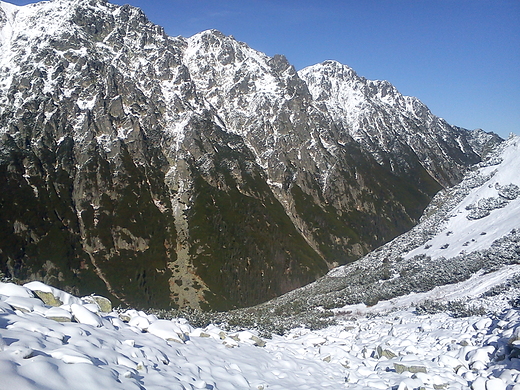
[0,0,500,310]
[2,152,520,390]
[251,135,520,327]
[299,60,502,187]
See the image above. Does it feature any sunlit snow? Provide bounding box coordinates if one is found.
[404,136,520,261]
[2,274,520,389]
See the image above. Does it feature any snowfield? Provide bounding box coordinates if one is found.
[2,279,520,389]
[403,136,520,262]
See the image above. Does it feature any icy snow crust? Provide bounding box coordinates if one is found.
[3,280,520,389]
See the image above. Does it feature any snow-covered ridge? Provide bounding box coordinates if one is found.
[298,60,495,187]
[3,279,520,389]
[403,135,520,261]
[299,60,436,129]
[0,0,504,311]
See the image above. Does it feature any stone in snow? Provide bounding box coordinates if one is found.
[70,303,103,327]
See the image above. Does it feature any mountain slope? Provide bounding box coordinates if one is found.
[254,135,520,322]
[3,277,520,389]
[299,60,501,188]
[0,0,498,310]
[182,30,444,264]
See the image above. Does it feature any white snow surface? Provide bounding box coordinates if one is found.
[404,136,520,261]
[336,264,520,318]
[3,280,520,389]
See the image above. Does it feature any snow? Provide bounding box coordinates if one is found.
[0,1,20,44]
[1,1,519,388]
[334,264,520,317]
[404,136,520,261]
[0,282,34,298]
[183,29,286,141]
[24,281,82,306]
[3,277,520,389]
[76,96,97,110]
[70,303,103,327]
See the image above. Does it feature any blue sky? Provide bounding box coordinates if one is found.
[9,0,520,138]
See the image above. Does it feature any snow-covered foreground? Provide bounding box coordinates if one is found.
[2,281,520,389]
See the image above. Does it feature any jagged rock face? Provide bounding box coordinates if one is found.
[299,60,499,188]
[182,31,440,264]
[0,0,199,309]
[0,0,498,310]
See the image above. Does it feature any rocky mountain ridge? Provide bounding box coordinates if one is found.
[0,0,500,310]
[299,60,501,187]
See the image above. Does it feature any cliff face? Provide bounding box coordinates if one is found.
[0,0,499,310]
[299,60,503,188]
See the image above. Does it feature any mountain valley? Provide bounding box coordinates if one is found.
[1,1,520,389]
[0,0,504,312]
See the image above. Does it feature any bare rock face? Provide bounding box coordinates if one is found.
[0,0,500,310]
[299,60,500,188]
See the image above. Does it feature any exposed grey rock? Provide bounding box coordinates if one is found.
[394,362,428,374]
[32,290,64,307]
[376,345,397,359]
[250,335,266,347]
[0,0,499,311]
[44,307,73,322]
[83,295,112,313]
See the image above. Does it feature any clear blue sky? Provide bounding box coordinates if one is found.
[9,0,520,138]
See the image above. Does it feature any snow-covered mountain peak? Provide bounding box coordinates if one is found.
[300,59,418,123]
[0,0,503,312]
[306,60,358,80]
[299,58,491,187]
[299,60,366,118]
[0,1,20,16]
[186,29,269,71]
[184,29,287,111]
[182,27,315,169]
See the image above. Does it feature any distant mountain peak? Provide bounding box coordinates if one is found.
[299,61,498,187]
